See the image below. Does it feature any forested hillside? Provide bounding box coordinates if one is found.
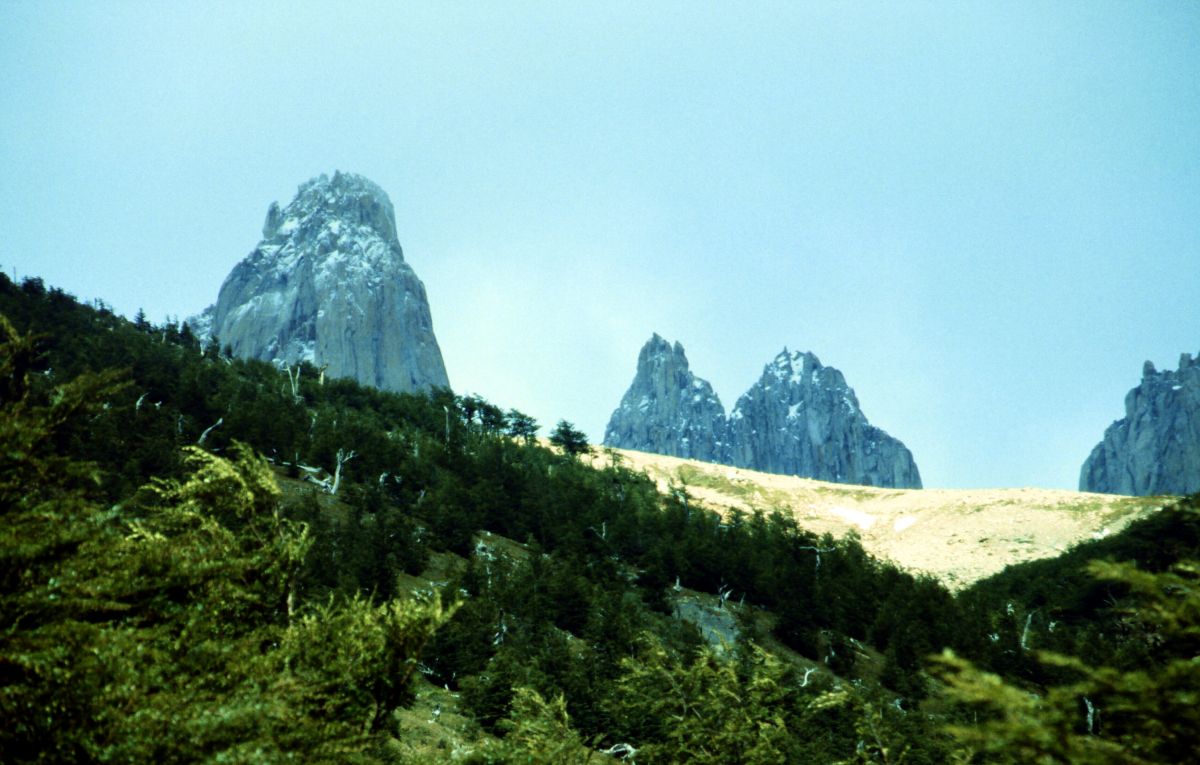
[2,272,1197,763]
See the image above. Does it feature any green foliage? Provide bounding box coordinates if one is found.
[0,316,453,763]
[497,687,597,764]
[286,593,457,734]
[935,557,1200,764]
[5,277,1197,762]
[549,419,591,457]
[601,634,954,764]
[815,685,935,765]
[606,636,794,764]
[955,496,1200,677]
[505,408,538,443]
[0,314,132,762]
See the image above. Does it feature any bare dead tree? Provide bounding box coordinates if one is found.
[197,416,224,446]
[492,613,507,646]
[717,584,733,609]
[797,545,837,573]
[1020,610,1037,651]
[331,448,356,496]
[602,743,638,761]
[800,667,817,687]
[284,365,302,403]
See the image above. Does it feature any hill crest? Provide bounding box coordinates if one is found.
[593,446,1165,590]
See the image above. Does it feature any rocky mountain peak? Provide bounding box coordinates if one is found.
[640,331,677,360]
[603,334,729,463]
[262,171,400,246]
[604,337,922,488]
[727,346,919,488]
[1081,350,1200,495]
[761,349,852,401]
[202,172,449,394]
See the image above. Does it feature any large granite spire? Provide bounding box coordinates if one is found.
[1080,352,1200,495]
[203,172,449,393]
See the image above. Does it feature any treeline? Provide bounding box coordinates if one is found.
[956,497,1200,680]
[3,271,1198,763]
[0,309,454,761]
[0,273,960,682]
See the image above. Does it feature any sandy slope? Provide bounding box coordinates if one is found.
[590,447,1169,590]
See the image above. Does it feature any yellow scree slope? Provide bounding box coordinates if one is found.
[592,447,1168,590]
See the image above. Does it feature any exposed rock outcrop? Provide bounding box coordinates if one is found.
[604,336,922,488]
[602,334,728,462]
[1080,352,1200,496]
[201,172,449,393]
[727,349,922,488]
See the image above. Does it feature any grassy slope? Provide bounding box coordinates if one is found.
[593,447,1168,590]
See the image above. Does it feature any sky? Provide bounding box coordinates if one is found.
[2,2,1197,489]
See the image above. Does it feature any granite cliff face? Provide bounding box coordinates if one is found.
[604,336,922,488]
[1080,352,1200,496]
[602,334,728,462]
[202,172,449,393]
[727,350,921,488]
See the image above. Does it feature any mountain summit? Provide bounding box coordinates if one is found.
[1080,351,1200,495]
[201,172,449,393]
[603,335,922,488]
[727,349,921,488]
[602,334,729,462]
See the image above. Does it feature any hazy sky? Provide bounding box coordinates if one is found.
[3,2,1197,489]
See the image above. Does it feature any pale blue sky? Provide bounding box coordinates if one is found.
[2,2,1197,488]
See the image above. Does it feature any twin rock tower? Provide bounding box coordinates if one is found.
[194,172,1197,495]
[603,334,923,489]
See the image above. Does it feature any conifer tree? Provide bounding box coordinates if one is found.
[935,556,1200,764]
[497,687,597,764]
[505,408,539,443]
[606,636,794,764]
[0,315,453,762]
[550,419,590,457]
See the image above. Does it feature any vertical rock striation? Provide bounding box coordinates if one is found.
[1080,352,1200,496]
[603,335,922,488]
[602,334,729,462]
[727,349,922,488]
[202,172,449,393]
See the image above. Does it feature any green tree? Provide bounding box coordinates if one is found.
[0,316,453,762]
[506,408,539,443]
[497,686,597,764]
[285,592,457,735]
[935,557,1200,764]
[606,637,794,764]
[549,419,590,457]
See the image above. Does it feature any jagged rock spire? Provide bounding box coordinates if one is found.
[727,348,921,488]
[604,336,923,488]
[1081,351,1200,495]
[603,334,729,462]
